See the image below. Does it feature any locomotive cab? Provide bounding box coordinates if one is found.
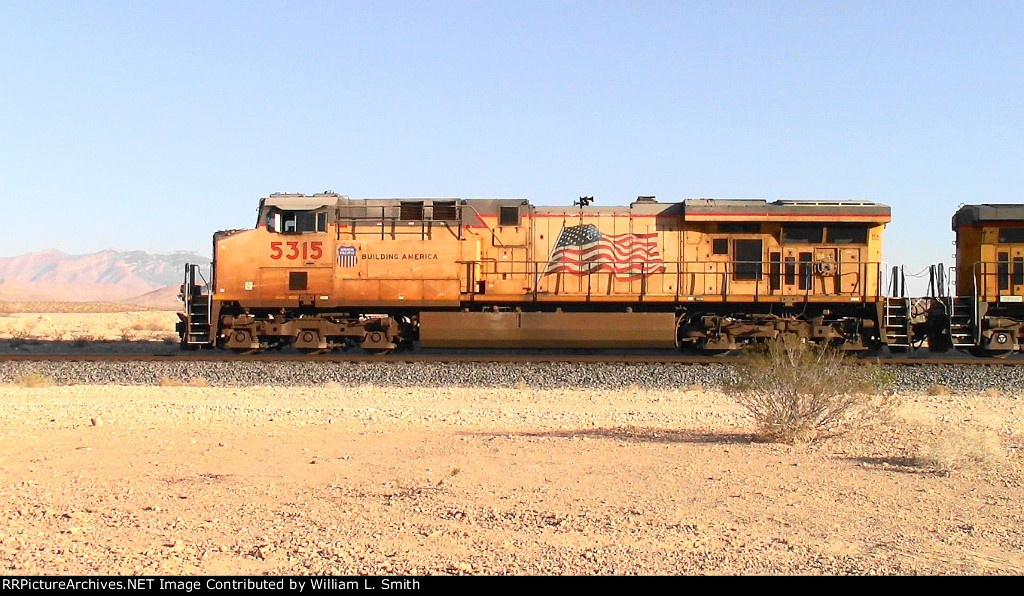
[258,192,334,233]
[952,204,1024,354]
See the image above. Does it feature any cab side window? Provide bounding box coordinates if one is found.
[782,225,823,244]
[998,228,1024,243]
[268,210,327,233]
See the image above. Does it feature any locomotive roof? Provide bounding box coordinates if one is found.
[681,198,889,221]
[259,192,890,222]
[952,204,1024,230]
[262,192,343,211]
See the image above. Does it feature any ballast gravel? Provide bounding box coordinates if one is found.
[0,360,1021,394]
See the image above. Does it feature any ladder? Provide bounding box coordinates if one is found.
[182,264,213,347]
[948,295,975,347]
[883,297,911,347]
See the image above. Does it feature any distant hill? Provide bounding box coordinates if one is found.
[0,249,210,307]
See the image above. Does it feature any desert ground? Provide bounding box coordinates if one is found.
[0,305,1022,575]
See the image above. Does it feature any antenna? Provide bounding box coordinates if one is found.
[574,196,594,207]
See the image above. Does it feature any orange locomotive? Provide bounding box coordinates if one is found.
[178,192,892,353]
[946,204,1024,355]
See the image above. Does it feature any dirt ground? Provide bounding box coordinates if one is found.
[0,382,1021,575]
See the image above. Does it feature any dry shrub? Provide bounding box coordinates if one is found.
[914,428,1003,474]
[982,387,1002,399]
[69,330,97,346]
[7,327,31,341]
[15,372,55,388]
[128,312,171,332]
[927,385,951,396]
[727,335,893,445]
[159,376,208,387]
[514,379,528,391]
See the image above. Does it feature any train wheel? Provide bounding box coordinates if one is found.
[361,330,396,355]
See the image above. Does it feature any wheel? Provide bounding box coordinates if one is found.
[361,330,397,355]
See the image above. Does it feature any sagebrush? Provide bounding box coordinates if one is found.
[727,335,893,444]
[913,427,1003,474]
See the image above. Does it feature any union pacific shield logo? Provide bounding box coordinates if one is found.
[337,246,358,268]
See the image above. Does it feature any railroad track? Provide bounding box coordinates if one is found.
[0,352,1021,365]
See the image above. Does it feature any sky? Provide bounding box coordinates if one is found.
[2,1,1022,294]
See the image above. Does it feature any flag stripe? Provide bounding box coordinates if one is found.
[542,224,666,281]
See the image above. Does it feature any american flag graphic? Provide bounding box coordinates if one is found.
[337,246,358,268]
[543,224,666,281]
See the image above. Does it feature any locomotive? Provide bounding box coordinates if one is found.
[175,192,1024,356]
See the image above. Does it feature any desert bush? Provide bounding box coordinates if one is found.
[914,427,1002,474]
[15,372,55,388]
[927,385,951,396]
[7,327,31,341]
[127,312,171,332]
[69,330,97,347]
[726,335,893,445]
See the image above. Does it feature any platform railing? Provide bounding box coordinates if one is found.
[457,258,885,302]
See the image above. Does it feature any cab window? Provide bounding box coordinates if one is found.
[826,225,869,244]
[998,228,1024,243]
[269,210,327,233]
[782,225,823,244]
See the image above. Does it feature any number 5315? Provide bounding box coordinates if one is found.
[270,241,323,260]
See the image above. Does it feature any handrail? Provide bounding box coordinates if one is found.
[456,258,885,301]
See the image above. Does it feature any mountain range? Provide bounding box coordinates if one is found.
[0,249,210,308]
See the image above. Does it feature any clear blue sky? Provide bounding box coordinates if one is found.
[2,1,1022,292]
